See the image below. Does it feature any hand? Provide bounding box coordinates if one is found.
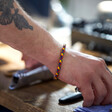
[22,54,42,69]
[50,49,112,107]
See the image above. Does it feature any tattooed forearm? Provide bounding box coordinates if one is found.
[0,0,33,30]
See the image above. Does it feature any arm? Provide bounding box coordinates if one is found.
[0,0,112,107]
[0,0,61,69]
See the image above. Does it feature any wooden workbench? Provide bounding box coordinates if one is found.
[0,44,111,112]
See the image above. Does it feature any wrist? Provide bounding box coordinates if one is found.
[43,42,62,75]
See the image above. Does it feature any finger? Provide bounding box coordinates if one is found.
[81,84,94,107]
[106,67,112,74]
[101,71,112,105]
[93,78,107,105]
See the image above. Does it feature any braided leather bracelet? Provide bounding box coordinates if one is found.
[54,45,66,80]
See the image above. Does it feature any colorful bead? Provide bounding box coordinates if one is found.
[59,63,61,67]
[63,47,65,49]
[61,53,63,56]
[56,73,58,75]
[54,45,66,80]
[57,69,59,72]
[59,60,62,63]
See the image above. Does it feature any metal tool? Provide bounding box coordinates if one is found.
[9,65,53,90]
[59,92,83,105]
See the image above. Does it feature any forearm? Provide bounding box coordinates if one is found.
[0,0,61,71]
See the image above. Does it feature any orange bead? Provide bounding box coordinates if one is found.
[58,67,60,69]
[59,60,62,63]
[61,53,63,56]
[62,48,65,50]
[56,73,58,75]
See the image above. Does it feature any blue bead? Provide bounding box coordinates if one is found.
[59,62,61,66]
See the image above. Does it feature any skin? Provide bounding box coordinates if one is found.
[0,0,112,107]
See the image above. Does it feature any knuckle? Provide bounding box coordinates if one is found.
[87,70,96,78]
[85,95,94,103]
[99,58,105,65]
[92,58,105,69]
[97,60,104,67]
[85,70,95,78]
[101,91,107,98]
[98,88,107,98]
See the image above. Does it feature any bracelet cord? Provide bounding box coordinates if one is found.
[54,45,66,80]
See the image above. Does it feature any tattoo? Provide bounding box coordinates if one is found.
[0,0,33,30]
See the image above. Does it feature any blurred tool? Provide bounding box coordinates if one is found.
[72,18,112,55]
[9,66,53,90]
[59,92,83,105]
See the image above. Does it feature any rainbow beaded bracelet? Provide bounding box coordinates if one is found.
[54,45,66,80]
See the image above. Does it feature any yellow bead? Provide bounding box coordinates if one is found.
[59,60,62,63]
[58,67,60,69]
[63,48,65,50]
[61,53,63,56]
[56,73,58,75]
